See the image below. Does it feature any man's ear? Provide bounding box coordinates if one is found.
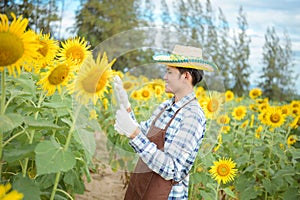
[185,72,193,84]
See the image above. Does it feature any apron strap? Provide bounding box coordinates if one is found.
[162,97,196,131]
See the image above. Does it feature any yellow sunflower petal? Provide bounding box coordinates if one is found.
[0,13,41,76]
[69,52,116,105]
[209,157,238,185]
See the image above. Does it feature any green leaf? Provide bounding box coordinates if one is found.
[73,128,96,161]
[3,143,36,164]
[11,72,36,95]
[282,187,300,200]
[0,113,23,132]
[24,116,61,129]
[223,187,237,198]
[273,166,296,178]
[35,140,76,175]
[253,152,264,166]
[13,174,41,200]
[290,148,300,160]
[64,170,85,194]
[239,187,260,200]
[35,173,56,190]
[262,178,273,194]
[200,190,215,200]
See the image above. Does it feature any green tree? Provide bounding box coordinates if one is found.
[75,0,139,47]
[75,0,143,71]
[258,27,297,101]
[0,0,60,35]
[230,6,251,96]
[216,8,232,90]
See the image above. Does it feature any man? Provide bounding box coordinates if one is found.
[113,45,217,200]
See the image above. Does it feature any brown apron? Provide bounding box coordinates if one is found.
[124,99,195,200]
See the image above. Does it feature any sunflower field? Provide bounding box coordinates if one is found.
[0,13,300,200]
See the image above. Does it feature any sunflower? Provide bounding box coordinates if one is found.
[89,109,98,120]
[249,88,262,99]
[232,106,247,121]
[280,104,291,116]
[217,114,230,124]
[0,183,23,200]
[220,125,231,134]
[0,13,40,76]
[258,111,268,125]
[290,116,300,129]
[33,31,59,73]
[37,59,74,96]
[209,157,238,185]
[240,120,249,129]
[139,87,152,101]
[264,106,285,128]
[291,107,300,117]
[123,80,134,91]
[225,90,234,102]
[290,100,300,109]
[130,90,141,100]
[195,86,206,99]
[255,132,261,139]
[102,98,109,110]
[200,91,224,119]
[250,114,255,127]
[287,135,297,147]
[58,36,91,67]
[256,125,263,134]
[69,53,116,105]
[154,85,164,98]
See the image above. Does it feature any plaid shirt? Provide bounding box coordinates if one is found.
[129,92,206,199]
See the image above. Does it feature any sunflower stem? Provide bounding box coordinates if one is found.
[216,183,220,200]
[1,70,5,115]
[22,92,45,177]
[0,70,6,180]
[50,104,81,200]
[50,171,61,200]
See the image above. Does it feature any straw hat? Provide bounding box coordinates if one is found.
[153,45,218,72]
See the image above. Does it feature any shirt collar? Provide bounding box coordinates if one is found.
[166,92,196,112]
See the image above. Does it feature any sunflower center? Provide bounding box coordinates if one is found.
[219,117,227,124]
[270,113,280,123]
[81,70,108,93]
[0,33,24,66]
[289,138,296,143]
[142,90,150,98]
[48,64,69,85]
[66,46,84,61]
[217,164,230,176]
[208,99,219,112]
[123,82,133,90]
[236,109,243,116]
[226,94,232,99]
[38,40,48,57]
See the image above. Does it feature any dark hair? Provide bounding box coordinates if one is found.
[177,67,204,86]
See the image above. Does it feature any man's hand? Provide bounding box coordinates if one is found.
[113,76,131,109]
[114,105,139,138]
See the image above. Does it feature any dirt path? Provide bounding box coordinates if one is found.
[75,167,127,200]
[75,132,127,200]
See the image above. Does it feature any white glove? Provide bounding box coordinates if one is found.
[113,76,131,109]
[114,105,139,138]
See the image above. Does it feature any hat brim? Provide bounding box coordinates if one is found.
[153,54,218,72]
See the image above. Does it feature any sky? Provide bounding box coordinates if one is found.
[59,0,300,94]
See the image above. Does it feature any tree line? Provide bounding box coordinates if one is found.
[1,0,298,100]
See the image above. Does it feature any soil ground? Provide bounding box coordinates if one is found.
[75,167,127,200]
[75,131,128,200]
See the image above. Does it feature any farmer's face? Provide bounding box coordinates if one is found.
[163,66,185,94]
